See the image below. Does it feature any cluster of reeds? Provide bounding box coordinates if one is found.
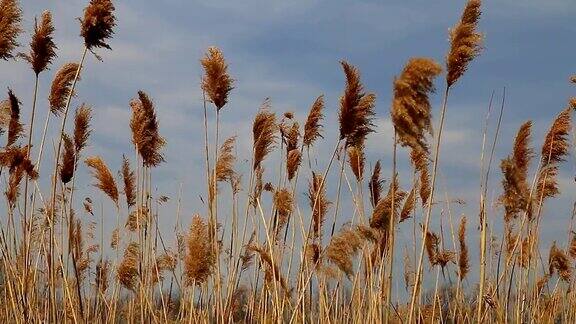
[1,0,576,323]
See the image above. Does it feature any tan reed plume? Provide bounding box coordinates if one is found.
[201,46,234,111]
[368,160,383,208]
[400,182,417,222]
[326,225,377,278]
[0,145,37,206]
[49,63,81,115]
[117,242,140,291]
[125,207,149,231]
[446,0,483,87]
[303,95,325,147]
[370,176,406,231]
[548,242,571,282]
[435,250,455,269]
[252,98,277,170]
[0,0,21,60]
[248,244,289,293]
[129,90,165,167]
[3,88,22,146]
[73,104,92,154]
[458,216,469,280]
[536,107,572,202]
[410,148,431,206]
[60,134,75,184]
[184,215,215,285]
[347,144,365,182]
[424,230,440,266]
[338,61,376,148]
[215,136,236,183]
[391,57,442,154]
[84,156,119,206]
[80,0,116,51]
[282,120,299,153]
[21,11,57,74]
[307,171,331,239]
[121,155,136,209]
[286,148,301,181]
[500,121,533,221]
[273,188,293,238]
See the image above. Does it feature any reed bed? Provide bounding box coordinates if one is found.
[0,0,575,323]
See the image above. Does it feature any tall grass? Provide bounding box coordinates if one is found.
[0,0,576,323]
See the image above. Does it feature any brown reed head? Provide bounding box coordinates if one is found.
[286,148,301,181]
[95,259,110,293]
[201,47,234,111]
[392,58,442,154]
[184,215,214,285]
[215,136,236,183]
[121,154,136,209]
[446,0,483,87]
[347,144,365,182]
[117,242,140,291]
[84,156,119,206]
[338,61,376,148]
[49,63,80,115]
[370,176,406,231]
[3,88,22,146]
[424,230,440,266]
[0,145,37,207]
[326,226,373,278]
[130,91,165,167]
[458,216,469,280]
[410,148,431,205]
[500,121,533,221]
[548,242,571,282]
[80,0,116,50]
[400,182,417,222]
[273,188,293,239]
[60,134,75,184]
[0,0,22,60]
[307,171,331,239]
[21,11,57,74]
[303,95,325,147]
[252,98,277,170]
[368,160,384,208]
[536,107,572,202]
[73,104,92,154]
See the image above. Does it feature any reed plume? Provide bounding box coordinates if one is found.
[369,160,383,208]
[286,148,301,181]
[282,120,299,153]
[1,145,37,206]
[184,215,215,285]
[370,177,406,231]
[391,58,442,154]
[252,98,276,170]
[201,47,234,111]
[424,230,440,266]
[95,259,109,293]
[117,242,140,291]
[548,242,571,282]
[326,226,374,278]
[0,0,21,60]
[273,188,293,238]
[446,0,483,87]
[458,216,469,280]
[80,0,116,50]
[347,144,365,182]
[21,11,56,74]
[307,171,331,239]
[536,107,572,202]
[215,136,236,183]
[121,155,136,209]
[248,245,289,294]
[400,182,417,222]
[49,63,81,115]
[73,104,92,154]
[60,134,75,184]
[84,156,119,206]
[303,95,324,147]
[4,88,22,146]
[410,148,431,205]
[569,234,576,259]
[500,121,533,221]
[129,91,165,167]
[338,61,376,148]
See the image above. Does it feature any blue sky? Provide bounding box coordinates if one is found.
[2,0,576,296]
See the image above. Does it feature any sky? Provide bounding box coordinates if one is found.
[2,0,576,297]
